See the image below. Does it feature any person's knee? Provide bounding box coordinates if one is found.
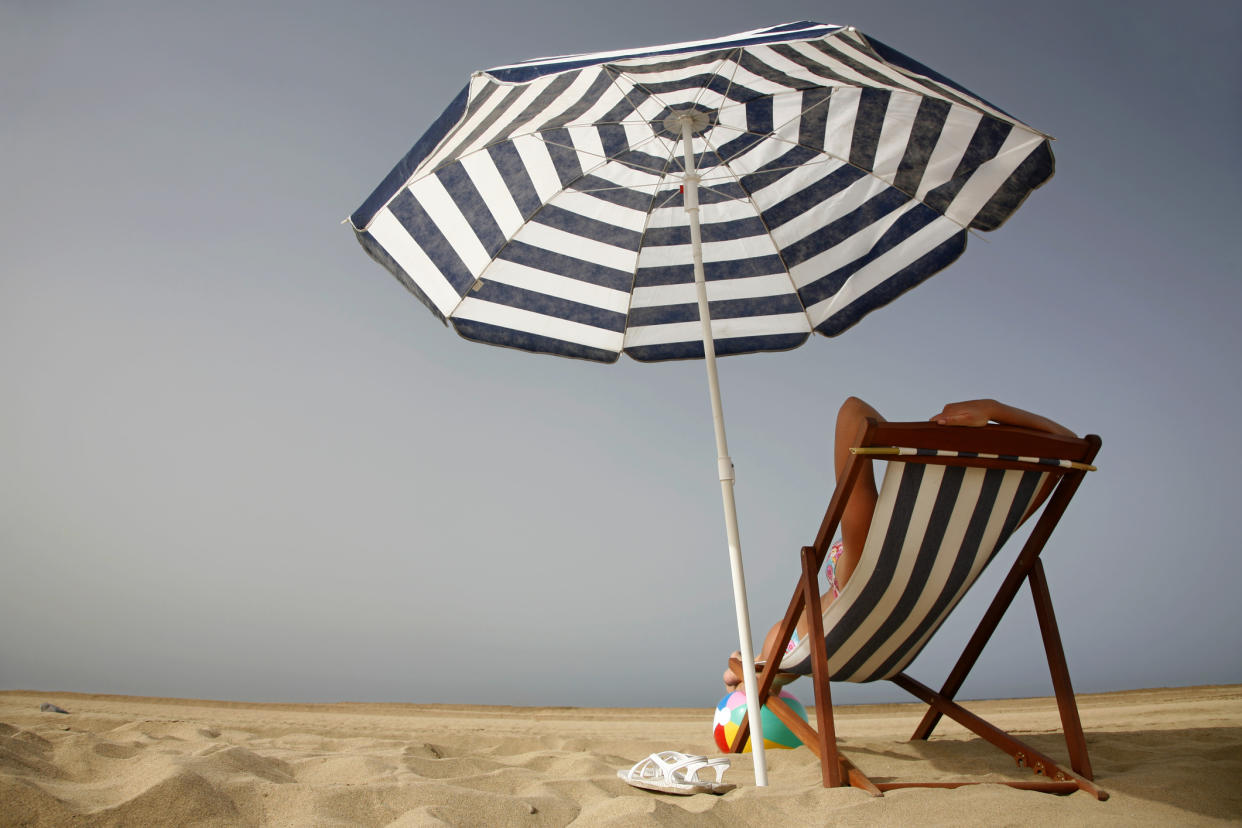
[838,396,872,422]
[840,395,865,411]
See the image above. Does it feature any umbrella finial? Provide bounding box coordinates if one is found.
[660,106,713,139]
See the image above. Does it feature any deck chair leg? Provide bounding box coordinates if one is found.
[730,544,877,793]
[892,673,1107,799]
[910,549,1034,741]
[1028,559,1093,779]
[911,468,1092,741]
[763,694,881,795]
[801,545,842,788]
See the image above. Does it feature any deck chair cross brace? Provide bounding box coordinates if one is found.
[727,418,1106,800]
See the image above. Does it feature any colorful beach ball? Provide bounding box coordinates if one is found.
[712,689,808,752]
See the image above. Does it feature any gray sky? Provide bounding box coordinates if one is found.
[3,0,1240,709]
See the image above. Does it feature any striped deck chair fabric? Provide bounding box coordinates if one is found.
[780,459,1049,682]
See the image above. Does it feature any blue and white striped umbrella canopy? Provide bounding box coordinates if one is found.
[350,21,1053,363]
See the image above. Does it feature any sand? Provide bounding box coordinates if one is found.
[2,685,1240,826]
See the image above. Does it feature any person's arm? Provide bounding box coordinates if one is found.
[931,399,1076,522]
[930,399,1076,438]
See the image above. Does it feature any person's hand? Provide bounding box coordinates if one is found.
[930,399,996,428]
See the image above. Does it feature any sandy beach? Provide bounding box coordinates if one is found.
[2,685,1240,826]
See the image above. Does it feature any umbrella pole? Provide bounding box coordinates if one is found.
[679,117,769,786]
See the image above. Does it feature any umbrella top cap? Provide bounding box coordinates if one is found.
[655,104,716,141]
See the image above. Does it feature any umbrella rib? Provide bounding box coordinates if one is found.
[389,59,711,329]
[605,47,821,340]
[424,121,924,219]
[463,64,685,344]
[429,37,1022,335]
[836,29,1050,135]
[611,67,692,351]
[709,91,988,232]
[687,46,745,120]
[440,100,660,321]
[688,120,813,334]
[599,61,733,350]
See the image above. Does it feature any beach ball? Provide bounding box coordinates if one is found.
[712,689,807,752]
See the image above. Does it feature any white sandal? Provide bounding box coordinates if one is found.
[617,751,736,795]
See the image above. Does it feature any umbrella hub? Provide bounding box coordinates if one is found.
[654,104,716,140]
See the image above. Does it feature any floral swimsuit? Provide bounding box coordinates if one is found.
[786,539,845,655]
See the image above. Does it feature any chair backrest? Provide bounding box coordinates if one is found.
[780,422,1097,683]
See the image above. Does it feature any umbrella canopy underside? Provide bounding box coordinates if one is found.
[351,22,1053,363]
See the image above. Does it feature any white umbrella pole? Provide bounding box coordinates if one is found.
[679,116,768,787]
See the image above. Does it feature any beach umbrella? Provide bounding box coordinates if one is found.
[348,21,1054,786]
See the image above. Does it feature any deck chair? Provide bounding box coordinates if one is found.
[728,419,1106,799]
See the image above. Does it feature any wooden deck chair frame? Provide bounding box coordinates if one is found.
[728,419,1106,800]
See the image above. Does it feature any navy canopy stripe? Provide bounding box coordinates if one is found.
[626,331,808,362]
[387,189,476,296]
[795,202,944,307]
[892,97,951,197]
[495,241,634,292]
[627,293,806,327]
[486,142,543,218]
[469,281,627,332]
[815,231,967,337]
[634,255,788,286]
[454,318,622,363]
[354,230,447,323]
[435,164,507,257]
[350,85,468,228]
